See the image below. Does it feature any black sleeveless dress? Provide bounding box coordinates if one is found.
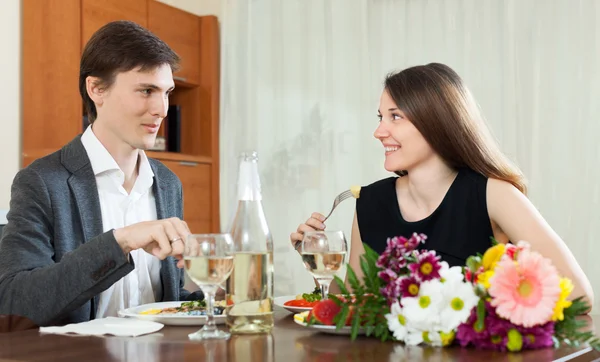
[356,168,494,267]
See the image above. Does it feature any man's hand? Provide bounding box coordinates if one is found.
[113,217,190,266]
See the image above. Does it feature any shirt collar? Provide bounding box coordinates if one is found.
[80,125,155,183]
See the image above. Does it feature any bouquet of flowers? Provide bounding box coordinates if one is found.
[313,233,599,352]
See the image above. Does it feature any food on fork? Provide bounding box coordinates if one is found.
[350,185,361,199]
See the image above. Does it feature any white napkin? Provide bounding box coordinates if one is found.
[39,317,164,337]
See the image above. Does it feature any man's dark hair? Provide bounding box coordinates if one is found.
[79,20,180,123]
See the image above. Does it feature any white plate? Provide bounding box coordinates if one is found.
[293,311,365,336]
[118,302,227,326]
[273,295,314,313]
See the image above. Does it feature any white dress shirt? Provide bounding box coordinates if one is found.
[81,126,162,319]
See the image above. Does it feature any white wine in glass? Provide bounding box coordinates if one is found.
[184,233,235,340]
[300,231,348,300]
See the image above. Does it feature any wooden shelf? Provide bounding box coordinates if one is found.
[146,151,212,164]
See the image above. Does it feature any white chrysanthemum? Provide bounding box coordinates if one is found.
[439,262,464,284]
[404,329,442,346]
[385,301,410,341]
[402,279,444,332]
[439,280,479,331]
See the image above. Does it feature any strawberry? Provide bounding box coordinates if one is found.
[310,299,341,326]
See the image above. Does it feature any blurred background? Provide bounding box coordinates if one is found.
[1,0,598,313]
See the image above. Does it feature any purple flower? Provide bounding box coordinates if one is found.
[402,232,427,252]
[387,257,407,273]
[380,278,402,305]
[378,269,398,284]
[408,250,442,282]
[456,302,555,351]
[399,276,420,298]
[518,321,555,349]
[456,302,513,351]
[456,305,490,348]
[376,233,427,269]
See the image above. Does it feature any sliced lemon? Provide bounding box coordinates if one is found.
[139,308,162,315]
[294,313,306,324]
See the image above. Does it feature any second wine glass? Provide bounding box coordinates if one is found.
[184,233,235,340]
[300,230,348,300]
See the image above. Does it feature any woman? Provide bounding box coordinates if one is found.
[290,63,594,304]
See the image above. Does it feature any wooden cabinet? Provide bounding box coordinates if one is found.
[22,0,220,232]
[82,0,148,46]
[22,0,82,155]
[161,161,212,234]
[148,1,201,85]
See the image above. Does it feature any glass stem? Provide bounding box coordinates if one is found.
[318,280,331,300]
[203,290,217,332]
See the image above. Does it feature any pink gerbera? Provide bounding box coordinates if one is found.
[489,250,561,327]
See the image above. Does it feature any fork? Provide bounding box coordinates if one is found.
[322,189,354,222]
[294,189,354,252]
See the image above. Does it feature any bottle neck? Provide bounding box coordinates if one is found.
[237,160,262,201]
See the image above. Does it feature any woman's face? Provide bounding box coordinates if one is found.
[374,89,436,173]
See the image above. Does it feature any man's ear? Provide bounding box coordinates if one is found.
[86,76,106,106]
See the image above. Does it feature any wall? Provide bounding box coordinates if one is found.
[0,1,21,210]
[157,0,221,17]
[0,0,220,211]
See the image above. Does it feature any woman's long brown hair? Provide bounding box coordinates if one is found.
[385,63,527,194]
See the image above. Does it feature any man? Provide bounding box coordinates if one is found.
[0,20,202,326]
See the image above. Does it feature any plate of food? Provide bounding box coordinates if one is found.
[118,300,227,326]
[293,310,364,336]
[274,288,322,313]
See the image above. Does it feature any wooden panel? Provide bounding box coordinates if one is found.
[199,16,222,232]
[148,1,201,85]
[160,160,212,234]
[169,84,204,157]
[22,0,82,164]
[81,0,147,47]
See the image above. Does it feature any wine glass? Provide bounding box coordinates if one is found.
[300,230,348,300]
[184,233,235,340]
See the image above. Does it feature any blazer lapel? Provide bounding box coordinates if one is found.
[150,160,181,302]
[67,167,103,243]
[61,136,104,316]
[62,136,104,244]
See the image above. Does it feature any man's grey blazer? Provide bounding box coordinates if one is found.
[0,135,199,326]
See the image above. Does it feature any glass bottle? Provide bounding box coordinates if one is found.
[226,151,274,334]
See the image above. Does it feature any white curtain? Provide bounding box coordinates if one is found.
[219,0,600,312]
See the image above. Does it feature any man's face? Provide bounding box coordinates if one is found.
[93,64,174,151]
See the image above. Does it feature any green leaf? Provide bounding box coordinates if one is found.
[475,299,486,331]
[334,304,350,330]
[328,293,343,306]
[359,256,371,281]
[350,309,361,341]
[306,313,316,326]
[333,275,350,295]
[347,266,362,293]
[363,243,378,259]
